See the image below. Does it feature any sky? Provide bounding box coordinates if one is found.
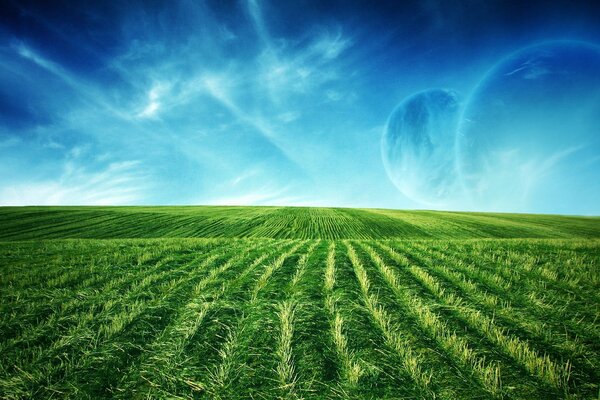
[1,0,599,214]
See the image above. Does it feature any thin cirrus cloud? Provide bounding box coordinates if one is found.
[0,159,145,206]
[0,0,599,213]
[1,0,351,206]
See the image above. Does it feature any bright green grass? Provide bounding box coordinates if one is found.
[0,206,599,240]
[0,206,598,399]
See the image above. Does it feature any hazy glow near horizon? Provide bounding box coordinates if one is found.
[1,1,599,214]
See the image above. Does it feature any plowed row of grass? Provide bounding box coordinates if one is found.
[1,237,598,399]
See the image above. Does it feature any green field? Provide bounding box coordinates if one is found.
[1,207,599,399]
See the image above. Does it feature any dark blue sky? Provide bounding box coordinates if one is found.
[1,0,599,212]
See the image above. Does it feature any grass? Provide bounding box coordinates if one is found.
[1,206,599,240]
[0,206,598,399]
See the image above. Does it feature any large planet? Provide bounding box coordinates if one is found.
[457,41,600,213]
[382,89,461,206]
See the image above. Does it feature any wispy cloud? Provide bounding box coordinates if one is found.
[136,84,168,119]
[1,1,358,207]
[247,0,271,47]
[12,41,137,123]
[310,29,353,60]
[0,159,146,206]
[206,185,316,207]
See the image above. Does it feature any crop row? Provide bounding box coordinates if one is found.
[0,238,597,399]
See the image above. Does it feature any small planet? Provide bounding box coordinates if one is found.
[382,89,461,206]
[457,41,600,213]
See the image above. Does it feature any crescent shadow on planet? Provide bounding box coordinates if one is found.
[455,39,600,171]
[454,39,600,210]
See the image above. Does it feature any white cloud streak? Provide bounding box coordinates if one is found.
[0,159,146,206]
[3,1,355,206]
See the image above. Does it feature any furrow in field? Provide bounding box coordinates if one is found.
[236,238,397,397]
[0,239,145,290]
[0,241,250,398]
[351,241,496,399]
[116,239,291,398]
[289,240,320,292]
[456,240,600,307]
[0,238,219,292]
[415,241,600,398]
[357,242,503,398]
[0,240,222,340]
[322,242,363,392]
[0,250,178,348]
[268,240,332,398]
[42,240,273,398]
[343,242,435,397]
[0,241,230,364]
[274,240,321,399]
[202,241,307,399]
[157,241,300,397]
[328,242,413,396]
[406,240,600,379]
[375,241,572,392]
[250,242,307,301]
[430,241,600,345]
[502,241,600,287]
[276,299,298,398]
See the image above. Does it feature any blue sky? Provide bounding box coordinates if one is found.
[1,0,599,213]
